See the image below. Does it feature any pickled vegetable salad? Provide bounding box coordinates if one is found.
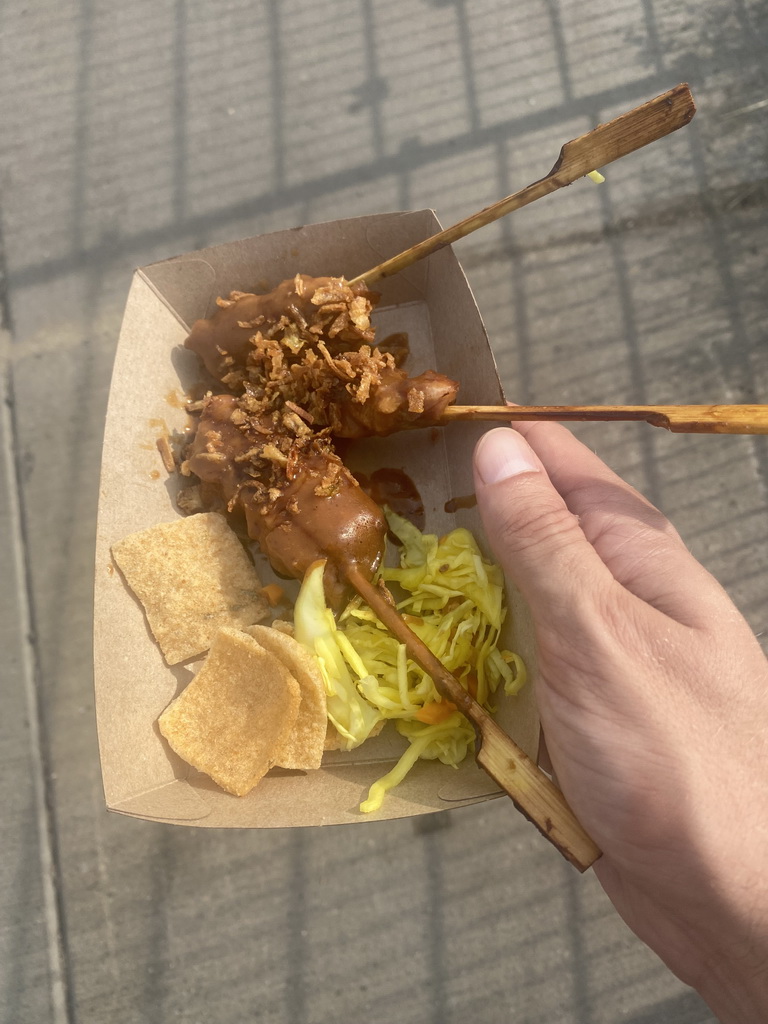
[294,510,526,812]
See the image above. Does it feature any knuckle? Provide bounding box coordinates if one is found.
[501,498,583,555]
[575,481,682,545]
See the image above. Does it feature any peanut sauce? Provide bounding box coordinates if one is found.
[179,275,459,604]
[355,468,425,532]
[186,394,386,608]
[444,493,477,513]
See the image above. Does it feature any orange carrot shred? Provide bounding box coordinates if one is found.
[414,700,458,725]
[261,584,286,607]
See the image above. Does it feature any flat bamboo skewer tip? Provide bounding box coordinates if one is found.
[440,404,768,434]
[344,565,601,872]
[348,84,695,288]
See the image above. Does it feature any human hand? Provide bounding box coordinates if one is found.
[473,424,768,1024]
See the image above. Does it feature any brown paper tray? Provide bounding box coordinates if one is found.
[94,211,538,827]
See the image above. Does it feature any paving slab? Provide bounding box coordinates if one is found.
[0,328,57,1024]
[2,0,766,1021]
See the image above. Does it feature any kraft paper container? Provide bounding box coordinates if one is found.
[94,211,538,827]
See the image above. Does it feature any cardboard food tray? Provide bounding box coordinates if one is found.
[94,210,538,827]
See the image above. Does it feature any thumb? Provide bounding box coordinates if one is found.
[473,428,613,620]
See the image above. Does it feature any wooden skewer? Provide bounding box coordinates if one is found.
[440,404,768,434]
[348,84,695,288]
[344,565,601,872]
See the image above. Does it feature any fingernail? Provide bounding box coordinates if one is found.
[474,428,541,486]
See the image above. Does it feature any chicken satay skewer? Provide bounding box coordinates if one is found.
[440,404,768,435]
[344,564,601,872]
[348,84,695,288]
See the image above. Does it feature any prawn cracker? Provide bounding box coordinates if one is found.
[245,625,327,770]
[158,627,301,796]
[111,512,269,664]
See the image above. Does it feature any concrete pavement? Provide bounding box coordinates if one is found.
[2,1,766,1021]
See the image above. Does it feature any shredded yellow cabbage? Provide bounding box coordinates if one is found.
[359,713,475,812]
[293,514,526,812]
[293,560,384,749]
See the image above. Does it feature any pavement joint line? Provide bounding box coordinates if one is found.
[683,113,768,507]
[593,137,663,511]
[0,329,74,1024]
[4,66,704,294]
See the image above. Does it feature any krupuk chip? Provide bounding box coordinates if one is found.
[111,512,269,664]
[158,627,301,796]
[246,624,328,771]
